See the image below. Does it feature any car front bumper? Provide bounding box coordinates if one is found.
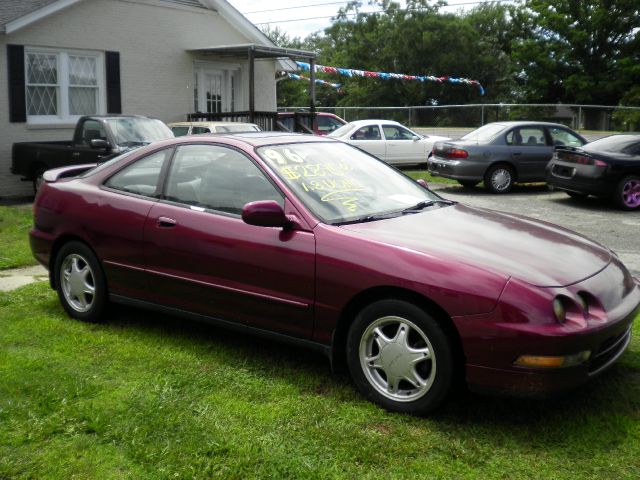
[454,260,640,396]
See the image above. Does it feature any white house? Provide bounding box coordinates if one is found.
[0,0,309,197]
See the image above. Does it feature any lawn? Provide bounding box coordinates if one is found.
[1,282,639,479]
[0,204,37,270]
[403,169,460,186]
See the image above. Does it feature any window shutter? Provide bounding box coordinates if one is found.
[7,44,26,123]
[105,51,121,114]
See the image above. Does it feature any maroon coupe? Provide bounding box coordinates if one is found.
[30,133,640,415]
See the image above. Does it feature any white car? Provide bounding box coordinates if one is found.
[328,120,450,167]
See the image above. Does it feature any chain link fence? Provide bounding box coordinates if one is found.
[281,104,640,138]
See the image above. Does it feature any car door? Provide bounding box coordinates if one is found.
[93,147,174,300]
[143,143,316,339]
[382,124,422,164]
[74,119,112,164]
[506,126,554,181]
[348,125,386,159]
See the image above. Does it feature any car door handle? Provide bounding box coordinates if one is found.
[157,216,177,228]
[512,151,522,156]
[72,152,80,157]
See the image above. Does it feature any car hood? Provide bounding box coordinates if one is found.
[340,204,611,288]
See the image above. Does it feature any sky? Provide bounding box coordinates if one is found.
[227,0,511,40]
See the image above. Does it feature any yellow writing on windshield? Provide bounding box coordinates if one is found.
[263,148,364,212]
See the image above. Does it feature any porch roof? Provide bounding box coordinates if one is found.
[188,43,317,71]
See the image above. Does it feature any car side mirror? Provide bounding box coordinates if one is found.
[242,200,291,228]
[90,139,110,149]
[412,135,420,141]
[416,178,429,189]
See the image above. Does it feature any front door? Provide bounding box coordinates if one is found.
[382,124,422,164]
[143,143,316,339]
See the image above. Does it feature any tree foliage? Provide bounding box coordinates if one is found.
[265,0,640,112]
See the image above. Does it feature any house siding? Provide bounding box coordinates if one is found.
[0,0,278,197]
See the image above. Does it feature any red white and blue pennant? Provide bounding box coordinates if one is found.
[295,61,485,95]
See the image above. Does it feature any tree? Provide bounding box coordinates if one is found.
[512,0,640,107]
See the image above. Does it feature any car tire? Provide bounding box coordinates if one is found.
[457,180,478,189]
[484,164,515,194]
[346,299,454,415]
[54,241,108,322]
[614,175,640,211]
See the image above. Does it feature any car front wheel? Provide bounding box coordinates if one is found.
[484,164,514,194]
[346,299,454,415]
[614,175,640,210]
[54,241,107,322]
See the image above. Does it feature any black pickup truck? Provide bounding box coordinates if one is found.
[11,115,173,192]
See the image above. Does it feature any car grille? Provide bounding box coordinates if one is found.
[588,326,632,375]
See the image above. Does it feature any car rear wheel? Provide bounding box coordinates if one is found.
[458,180,478,189]
[54,241,108,322]
[614,175,640,210]
[484,164,514,194]
[346,299,453,415]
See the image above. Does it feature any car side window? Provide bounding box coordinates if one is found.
[548,127,584,147]
[506,127,546,146]
[105,149,171,197]
[164,144,283,215]
[170,126,190,137]
[191,126,210,134]
[80,120,108,146]
[382,125,413,140]
[350,126,382,140]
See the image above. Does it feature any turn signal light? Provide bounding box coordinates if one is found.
[514,351,591,369]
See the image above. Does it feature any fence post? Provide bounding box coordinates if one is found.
[577,107,582,130]
[480,105,485,126]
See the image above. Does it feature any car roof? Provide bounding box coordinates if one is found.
[485,121,576,128]
[168,121,259,127]
[344,119,403,127]
[161,131,337,148]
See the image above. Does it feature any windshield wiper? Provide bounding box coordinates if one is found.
[402,199,454,214]
[335,211,401,225]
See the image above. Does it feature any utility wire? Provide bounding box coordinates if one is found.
[251,0,516,25]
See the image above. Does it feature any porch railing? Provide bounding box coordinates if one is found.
[186,111,279,132]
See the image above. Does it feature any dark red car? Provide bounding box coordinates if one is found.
[31,133,640,415]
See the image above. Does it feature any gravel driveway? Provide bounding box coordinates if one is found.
[429,183,640,277]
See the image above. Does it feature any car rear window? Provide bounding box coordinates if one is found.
[461,123,506,142]
[584,135,640,154]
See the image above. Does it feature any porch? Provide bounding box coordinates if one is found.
[186,44,318,132]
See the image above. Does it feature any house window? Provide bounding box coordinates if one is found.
[25,48,104,123]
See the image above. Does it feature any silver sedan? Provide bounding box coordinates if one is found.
[428,121,587,193]
[329,119,449,167]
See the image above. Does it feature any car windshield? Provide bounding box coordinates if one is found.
[258,141,444,224]
[216,124,260,132]
[584,135,640,154]
[328,123,355,137]
[107,118,174,146]
[461,123,506,142]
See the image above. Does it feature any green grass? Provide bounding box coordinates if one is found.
[2,283,640,479]
[403,170,460,185]
[0,205,37,270]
